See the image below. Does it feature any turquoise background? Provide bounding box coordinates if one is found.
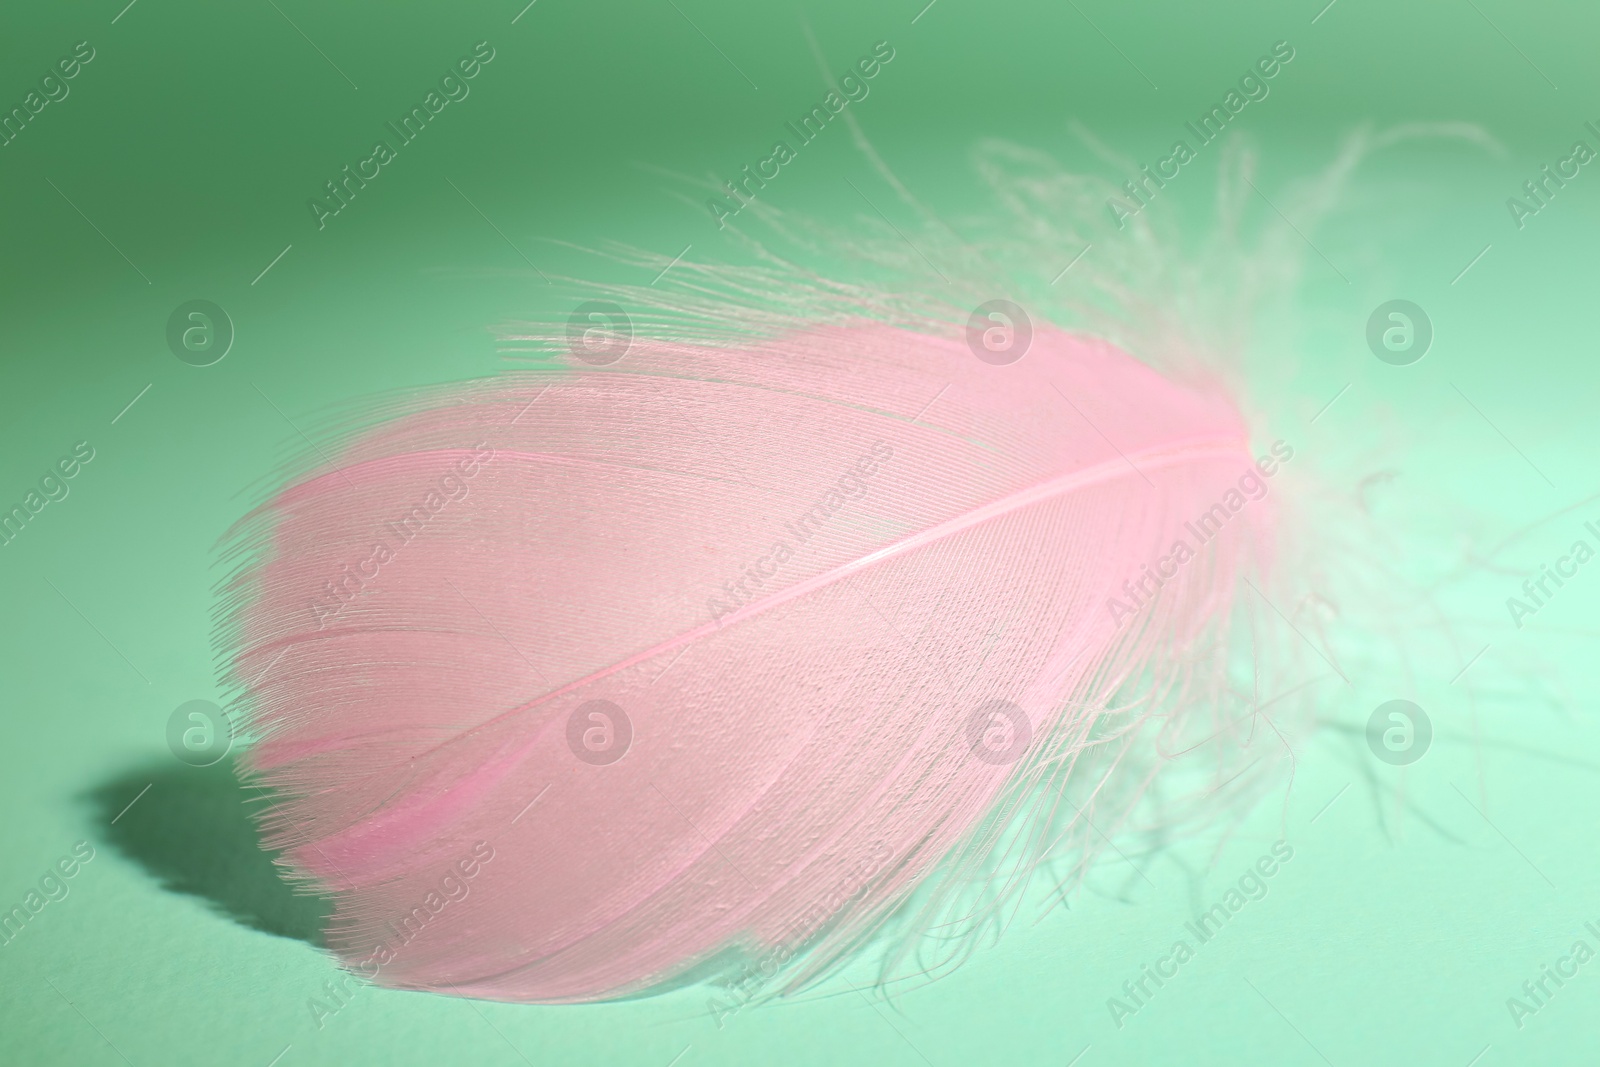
[2,0,1598,1064]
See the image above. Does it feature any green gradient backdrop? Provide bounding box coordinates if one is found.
[2,1,1598,1064]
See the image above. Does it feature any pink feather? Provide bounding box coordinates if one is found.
[222,320,1270,1002]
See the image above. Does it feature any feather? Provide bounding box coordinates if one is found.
[221,318,1273,1003]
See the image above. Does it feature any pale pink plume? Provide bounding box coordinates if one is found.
[219,321,1273,1002]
